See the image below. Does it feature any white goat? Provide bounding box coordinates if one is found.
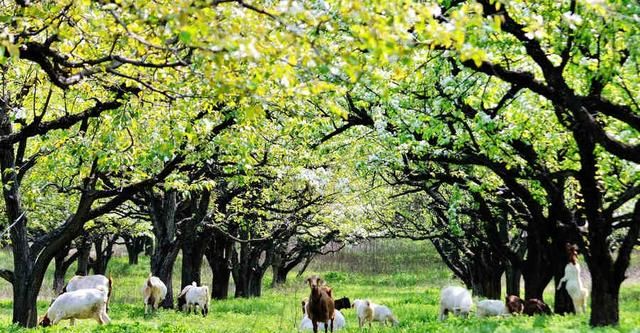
[143,274,167,314]
[557,262,588,314]
[39,288,110,327]
[439,286,473,320]
[352,299,399,328]
[64,274,112,311]
[476,299,508,317]
[178,282,210,316]
[300,298,345,331]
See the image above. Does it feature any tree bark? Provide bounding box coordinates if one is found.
[470,267,502,299]
[205,231,233,300]
[505,264,521,297]
[148,189,180,309]
[0,115,36,327]
[91,235,116,275]
[271,258,290,288]
[124,236,146,265]
[231,236,273,298]
[151,240,179,309]
[53,244,78,295]
[178,190,210,310]
[76,236,91,276]
[522,230,554,300]
[589,269,620,326]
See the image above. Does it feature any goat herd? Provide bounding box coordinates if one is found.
[36,245,588,331]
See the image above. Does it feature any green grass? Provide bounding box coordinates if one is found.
[0,241,639,332]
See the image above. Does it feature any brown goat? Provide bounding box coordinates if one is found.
[505,295,524,314]
[523,298,552,316]
[306,275,335,333]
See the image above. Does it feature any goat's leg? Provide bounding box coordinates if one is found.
[70,318,76,326]
[312,320,318,333]
[330,319,334,333]
[102,311,112,324]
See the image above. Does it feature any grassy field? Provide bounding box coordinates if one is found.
[0,240,639,332]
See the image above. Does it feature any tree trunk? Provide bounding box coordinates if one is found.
[76,236,91,276]
[206,231,233,300]
[125,236,141,265]
[467,250,504,299]
[589,272,620,326]
[179,235,206,309]
[178,190,210,309]
[53,245,78,295]
[248,270,265,297]
[271,262,289,288]
[91,236,115,275]
[148,189,180,309]
[234,268,265,298]
[0,117,37,327]
[522,230,554,300]
[471,269,502,299]
[505,264,521,297]
[12,279,38,327]
[151,242,179,308]
[231,239,271,298]
[53,260,67,295]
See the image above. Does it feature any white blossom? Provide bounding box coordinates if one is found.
[562,12,583,30]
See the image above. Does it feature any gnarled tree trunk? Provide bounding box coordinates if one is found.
[148,189,180,309]
[205,231,233,300]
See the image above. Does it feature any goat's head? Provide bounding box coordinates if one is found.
[306,275,325,291]
[39,314,52,327]
[334,297,351,310]
[566,243,579,264]
[505,295,524,314]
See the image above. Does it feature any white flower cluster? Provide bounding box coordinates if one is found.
[297,167,332,191]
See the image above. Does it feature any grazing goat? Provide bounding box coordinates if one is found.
[178,282,210,316]
[39,288,110,327]
[143,274,167,314]
[177,283,194,311]
[439,286,473,320]
[505,295,524,314]
[523,298,552,316]
[352,299,399,328]
[306,275,335,333]
[557,244,588,314]
[333,297,351,311]
[64,274,113,312]
[301,298,345,330]
[476,299,508,317]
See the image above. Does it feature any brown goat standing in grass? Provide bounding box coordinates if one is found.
[306,275,335,333]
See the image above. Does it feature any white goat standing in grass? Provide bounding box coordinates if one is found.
[352,299,399,328]
[39,288,110,327]
[557,244,589,314]
[439,286,473,320]
[178,282,210,316]
[143,274,167,314]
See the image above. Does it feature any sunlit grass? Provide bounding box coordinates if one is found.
[0,241,639,332]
